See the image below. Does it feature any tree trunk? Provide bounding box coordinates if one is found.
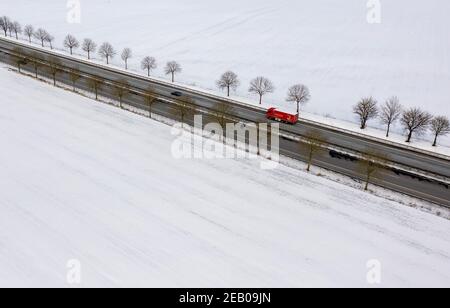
[87,51,90,60]
[307,148,313,172]
[361,119,366,130]
[106,56,109,64]
[35,67,38,78]
[147,68,150,77]
[259,95,262,105]
[70,48,73,55]
[172,72,174,82]
[406,130,413,143]
[364,174,370,191]
[386,123,391,138]
[227,86,230,97]
[297,102,300,114]
[433,134,438,147]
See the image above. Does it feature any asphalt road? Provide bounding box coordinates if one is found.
[1,37,449,207]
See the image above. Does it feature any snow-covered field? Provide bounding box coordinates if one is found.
[1,0,449,148]
[1,67,449,287]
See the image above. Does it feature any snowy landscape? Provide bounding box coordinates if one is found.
[0,0,449,147]
[1,0,450,289]
[1,66,450,287]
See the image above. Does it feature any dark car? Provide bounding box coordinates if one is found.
[171,91,183,97]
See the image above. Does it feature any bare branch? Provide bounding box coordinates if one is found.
[401,107,432,143]
[286,84,310,114]
[69,68,82,91]
[9,21,21,40]
[248,76,275,105]
[64,34,79,55]
[216,71,240,97]
[143,86,158,118]
[353,97,378,129]
[88,77,104,100]
[302,130,327,172]
[0,16,11,37]
[82,38,97,60]
[380,96,402,137]
[98,42,116,64]
[45,33,54,49]
[165,61,182,82]
[121,48,132,70]
[24,25,34,43]
[141,56,157,77]
[34,28,49,47]
[430,116,450,146]
[113,79,130,108]
[357,150,388,191]
[46,57,62,86]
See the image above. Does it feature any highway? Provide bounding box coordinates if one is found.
[1,37,449,208]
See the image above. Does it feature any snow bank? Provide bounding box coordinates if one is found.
[0,67,449,287]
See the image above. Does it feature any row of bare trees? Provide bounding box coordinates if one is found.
[217,72,310,112]
[10,48,385,193]
[1,18,55,48]
[2,17,310,110]
[353,96,449,146]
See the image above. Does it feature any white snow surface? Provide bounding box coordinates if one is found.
[0,67,450,287]
[0,0,449,148]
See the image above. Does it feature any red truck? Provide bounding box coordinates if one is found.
[266,108,298,125]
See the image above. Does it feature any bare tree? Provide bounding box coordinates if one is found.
[113,79,130,108]
[34,28,48,47]
[212,102,234,141]
[303,130,327,172]
[45,34,54,49]
[249,76,275,105]
[141,56,157,77]
[216,71,240,97]
[286,84,310,114]
[143,86,158,118]
[64,34,79,55]
[353,97,378,129]
[12,47,27,73]
[24,25,34,43]
[0,16,10,36]
[430,116,450,147]
[401,108,432,143]
[46,57,61,86]
[69,68,81,91]
[172,97,194,128]
[380,96,402,137]
[10,21,21,40]
[88,77,104,100]
[98,42,116,64]
[358,151,387,191]
[121,48,132,70]
[29,53,41,78]
[165,61,182,82]
[82,38,96,60]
